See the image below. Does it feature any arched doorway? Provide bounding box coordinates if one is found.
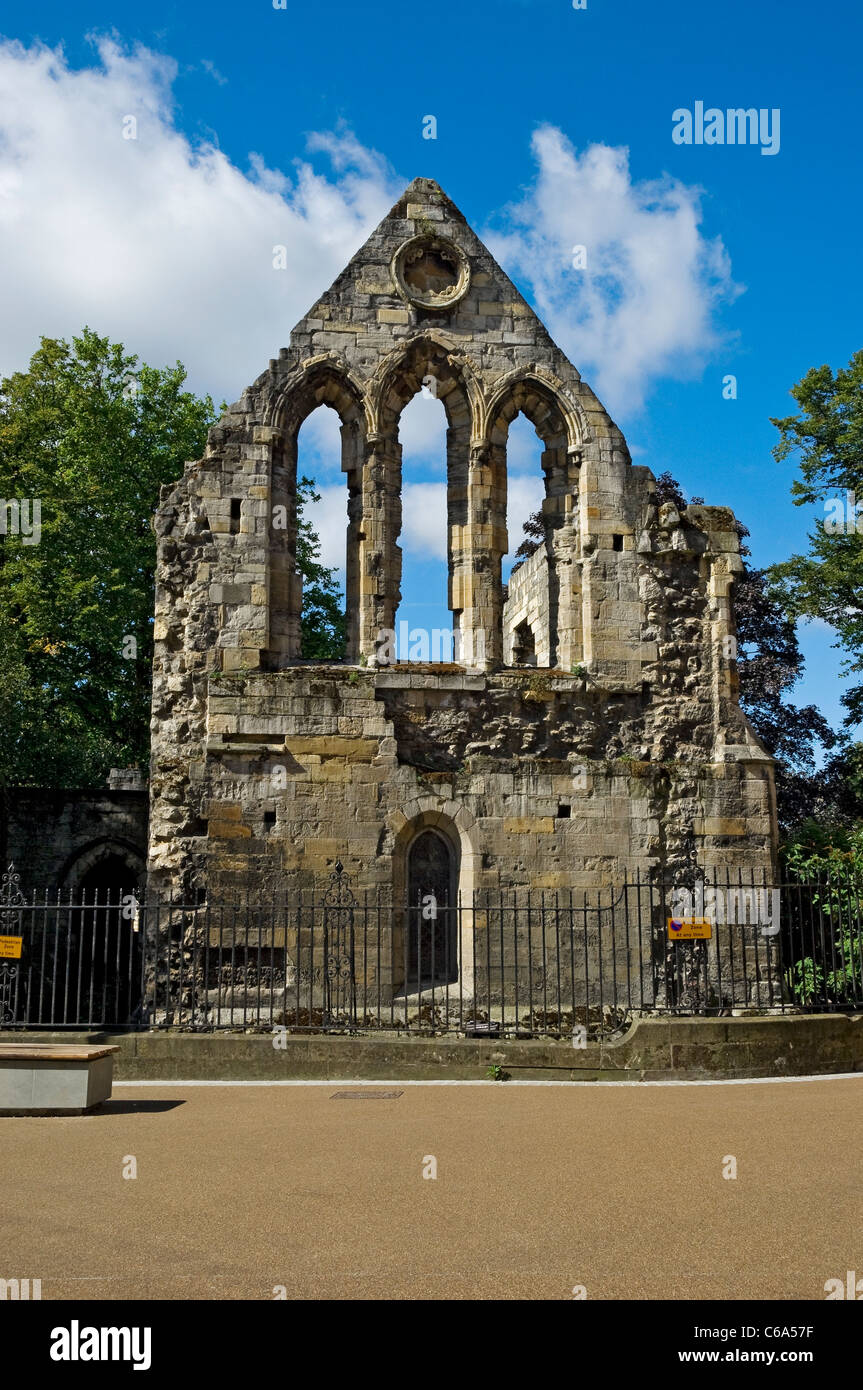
[61,847,144,1026]
[405,828,458,989]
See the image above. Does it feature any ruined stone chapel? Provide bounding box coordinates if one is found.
[146,177,777,909]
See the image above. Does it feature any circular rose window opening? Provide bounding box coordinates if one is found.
[392,235,470,309]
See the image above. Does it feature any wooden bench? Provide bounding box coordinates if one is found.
[0,1043,120,1115]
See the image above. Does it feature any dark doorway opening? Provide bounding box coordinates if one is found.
[64,854,143,1026]
[406,828,458,987]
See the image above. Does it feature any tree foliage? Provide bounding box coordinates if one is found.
[0,331,344,790]
[733,553,838,829]
[0,329,216,788]
[780,821,863,1005]
[768,350,863,727]
[653,470,692,513]
[296,474,345,661]
[509,509,546,573]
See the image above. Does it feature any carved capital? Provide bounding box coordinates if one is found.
[470,440,490,466]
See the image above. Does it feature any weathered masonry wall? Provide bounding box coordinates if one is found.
[4,784,148,893]
[504,545,551,667]
[149,663,774,902]
[148,175,777,902]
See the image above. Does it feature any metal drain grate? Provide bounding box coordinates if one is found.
[330,1090,403,1100]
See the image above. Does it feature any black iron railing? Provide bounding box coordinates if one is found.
[1,863,862,1035]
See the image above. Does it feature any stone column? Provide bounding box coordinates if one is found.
[548,447,582,670]
[341,419,364,665]
[450,441,505,670]
[269,430,302,663]
[359,432,402,663]
[345,477,362,664]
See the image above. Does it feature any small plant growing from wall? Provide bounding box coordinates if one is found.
[485,1063,510,1081]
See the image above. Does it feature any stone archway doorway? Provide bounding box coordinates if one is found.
[68,850,144,1026]
[405,827,458,988]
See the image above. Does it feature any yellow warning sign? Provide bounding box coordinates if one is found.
[667,917,712,941]
[0,936,23,959]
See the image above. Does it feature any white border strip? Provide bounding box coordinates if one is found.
[113,1072,863,1089]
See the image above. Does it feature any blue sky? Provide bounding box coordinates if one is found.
[0,0,860,734]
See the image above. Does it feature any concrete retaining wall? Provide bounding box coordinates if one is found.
[5,1014,863,1082]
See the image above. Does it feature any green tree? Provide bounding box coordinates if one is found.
[817,741,863,824]
[780,823,863,1005]
[296,475,346,660]
[734,558,840,829]
[0,329,217,788]
[653,469,691,513]
[769,350,863,727]
[509,509,546,574]
[0,332,347,795]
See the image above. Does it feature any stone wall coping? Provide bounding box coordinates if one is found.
[9,1016,860,1082]
[204,667,644,698]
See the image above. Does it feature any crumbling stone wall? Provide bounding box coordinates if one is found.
[148,177,777,909]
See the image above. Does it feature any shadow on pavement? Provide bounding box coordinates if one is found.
[95,1099,185,1115]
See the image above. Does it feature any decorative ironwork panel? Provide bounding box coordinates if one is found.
[0,863,26,1024]
[322,861,357,1029]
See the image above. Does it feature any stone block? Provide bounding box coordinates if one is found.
[285,736,379,762]
[208,821,252,839]
[503,817,556,834]
[702,817,747,837]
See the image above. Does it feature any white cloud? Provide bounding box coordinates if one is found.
[307,466,543,584]
[200,59,227,86]
[0,36,738,552]
[485,125,741,415]
[399,391,448,465]
[402,482,448,562]
[504,473,545,573]
[397,471,545,574]
[0,36,401,403]
[310,479,452,578]
[297,404,343,481]
[304,483,350,575]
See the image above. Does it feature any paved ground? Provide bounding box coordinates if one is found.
[2,1077,861,1300]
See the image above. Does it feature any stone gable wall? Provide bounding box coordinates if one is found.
[147,177,777,902]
